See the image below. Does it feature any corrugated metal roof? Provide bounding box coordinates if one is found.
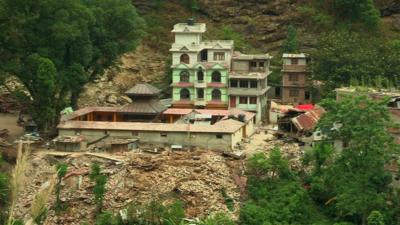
[291,106,325,132]
[125,84,161,96]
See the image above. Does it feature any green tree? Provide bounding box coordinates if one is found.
[0,0,145,134]
[309,95,399,224]
[311,31,400,95]
[55,163,68,210]
[90,163,107,213]
[367,211,385,225]
[282,24,298,53]
[241,149,322,225]
[332,0,380,28]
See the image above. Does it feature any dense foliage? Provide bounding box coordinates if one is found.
[0,0,145,134]
[304,95,400,224]
[240,148,325,225]
[311,31,400,96]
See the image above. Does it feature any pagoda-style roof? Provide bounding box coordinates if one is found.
[125,84,161,97]
[119,99,166,115]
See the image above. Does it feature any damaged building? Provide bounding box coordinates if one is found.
[169,20,272,122]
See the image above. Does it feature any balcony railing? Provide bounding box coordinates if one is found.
[282,64,308,72]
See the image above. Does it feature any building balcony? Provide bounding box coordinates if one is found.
[207,82,227,88]
[171,82,194,88]
[282,64,308,72]
[229,87,268,96]
[206,100,228,109]
[194,80,207,88]
[172,99,194,108]
[237,104,258,111]
[194,98,207,106]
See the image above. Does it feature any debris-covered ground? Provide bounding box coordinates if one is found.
[243,126,305,170]
[13,149,243,225]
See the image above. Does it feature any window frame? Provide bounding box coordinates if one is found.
[289,89,300,97]
[249,97,257,104]
[239,96,248,104]
[213,52,225,61]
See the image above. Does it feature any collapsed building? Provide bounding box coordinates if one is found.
[269,101,326,141]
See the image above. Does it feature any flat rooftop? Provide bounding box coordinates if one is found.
[57,119,244,134]
[172,23,206,33]
[282,53,308,58]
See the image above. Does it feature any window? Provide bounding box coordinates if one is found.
[180,88,190,100]
[288,73,299,82]
[216,134,223,139]
[180,54,190,64]
[197,88,204,99]
[211,89,221,100]
[250,80,258,88]
[161,133,167,137]
[240,80,248,88]
[249,97,257,104]
[289,89,299,97]
[259,62,265,67]
[197,69,204,81]
[132,131,139,136]
[250,61,257,68]
[291,58,298,65]
[213,52,225,61]
[230,80,238,87]
[200,49,208,61]
[305,91,311,100]
[211,71,221,82]
[275,87,281,96]
[239,97,248,104]
[180,70,190,82]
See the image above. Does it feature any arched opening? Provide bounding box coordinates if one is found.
[200,49,208,61]
[180,88,190,100]
[211,71,221,83]
[180,54,190,64]
[180,70,190,82]
[211,89,221,101]
[197,68,204,82]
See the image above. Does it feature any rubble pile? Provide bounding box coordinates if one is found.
[263,139,304,170]
[13,150,241,224]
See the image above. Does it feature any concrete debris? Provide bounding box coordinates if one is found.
[13,149,241,224]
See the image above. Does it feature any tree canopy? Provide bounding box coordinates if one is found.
[305,95,400,224]
[311,31,400,95]
[0,0,145,133]
[282,24,298,53]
